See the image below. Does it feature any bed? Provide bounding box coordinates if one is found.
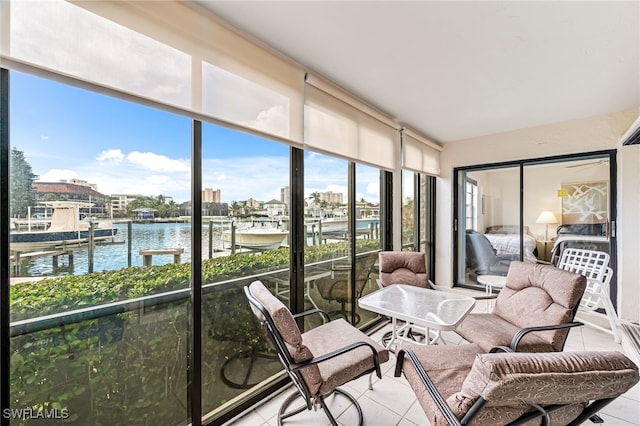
[484,225,538,264]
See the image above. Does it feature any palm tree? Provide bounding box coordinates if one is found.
[307,191,321,205]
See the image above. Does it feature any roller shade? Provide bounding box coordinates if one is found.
[304,78,398,170]
[1,0,304,143]
[402,131,441,175]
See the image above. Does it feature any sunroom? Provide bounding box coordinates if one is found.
[1,1,639,425]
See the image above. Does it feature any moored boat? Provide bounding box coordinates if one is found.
[10,201,118,251]
[221,225,287,250]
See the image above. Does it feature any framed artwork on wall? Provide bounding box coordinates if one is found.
[561,181,608,224]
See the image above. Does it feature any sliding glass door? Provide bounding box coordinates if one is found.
[455,152,616,302]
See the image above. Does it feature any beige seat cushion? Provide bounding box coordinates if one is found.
[378,251,429,288]
[455,313,556,352]
[249,281,388,397]
[402,345,639,426]
[457,261,586,352]
[449,350,639,426]
[303,318,389,395]
[248,281,322,394]
[401,343,482,426]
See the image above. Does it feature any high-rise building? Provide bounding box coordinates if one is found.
[319,191,343,204]
[202,188,221,203]
[280,186,290,207]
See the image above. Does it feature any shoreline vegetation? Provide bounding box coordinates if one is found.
[11,240,379,321]
[9,240,380,425]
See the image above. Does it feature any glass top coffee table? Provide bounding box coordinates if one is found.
[358,284,476,348]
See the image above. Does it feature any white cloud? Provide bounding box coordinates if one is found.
[127,151,190,172]
[97,149,125,162]
[39,169,77,182]
[366,181,379,196]
[33,145,380,205]
[147,175,169,185]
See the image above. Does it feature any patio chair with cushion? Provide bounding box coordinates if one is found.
[395,343,639,426]
[455,261,586,352]
[376,251,440,345]
[244,280,389,426]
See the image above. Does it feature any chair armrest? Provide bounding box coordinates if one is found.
[291,340,384,379]
[488,345,514,353]
[292,308,331,324]
[510,321,583,351]
[394,349,462,426]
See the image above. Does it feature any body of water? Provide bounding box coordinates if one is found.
[21,222,225,277]
[19,219,379,277]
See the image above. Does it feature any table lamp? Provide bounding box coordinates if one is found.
[536,210,558,241]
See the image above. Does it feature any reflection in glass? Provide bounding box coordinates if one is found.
[302,156,382,327]
[459,167,522,288]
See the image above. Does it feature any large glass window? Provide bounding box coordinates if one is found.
[9,71,193,424]
[401,171,436,279]
[303,153,352,326]
[2,68,411,424]
[465,179,478,230]
[401,170,415,249]
[301,154,383,327]
[200,124,290,413]
[354,163,383,325]
[418,174,436,273]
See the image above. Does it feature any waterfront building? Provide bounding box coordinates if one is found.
[264,199,287,217]
[111,193,144,215]
[32,181,110,216]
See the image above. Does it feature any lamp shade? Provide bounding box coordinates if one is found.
[536,211,558,224]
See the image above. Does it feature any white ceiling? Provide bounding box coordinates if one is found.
[196,1,639,143]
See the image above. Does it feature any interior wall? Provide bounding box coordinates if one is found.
[437,108,640,323]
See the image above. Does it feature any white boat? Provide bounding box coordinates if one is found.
[221,225,288,250]
[10,201,118,251]
[306,217,380,236]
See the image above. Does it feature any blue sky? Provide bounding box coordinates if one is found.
[10,71,381,204]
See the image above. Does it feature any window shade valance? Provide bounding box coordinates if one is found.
[402,131,441,175]
[2,0,304,144]
[304,76,398,171]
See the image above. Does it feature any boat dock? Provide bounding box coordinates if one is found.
[9,237,123,277]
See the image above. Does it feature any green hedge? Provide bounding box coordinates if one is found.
[9,240,380,425]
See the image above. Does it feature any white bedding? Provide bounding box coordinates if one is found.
[485,233,538,263]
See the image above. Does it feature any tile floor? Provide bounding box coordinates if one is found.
[225,311,640,426]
